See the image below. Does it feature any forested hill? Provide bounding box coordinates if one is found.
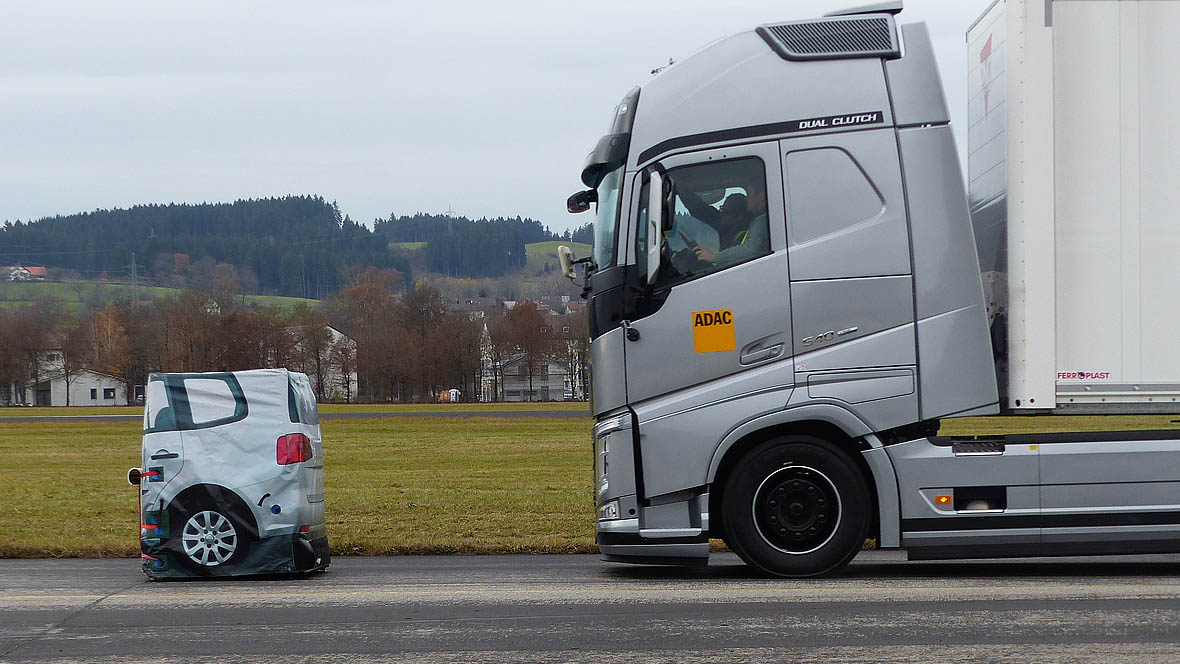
[375,214,592,278]
[0,196,411,298]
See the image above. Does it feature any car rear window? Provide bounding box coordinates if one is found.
[288,380,319,425]
[144,378,170,431]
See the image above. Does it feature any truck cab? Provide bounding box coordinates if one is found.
[569,2,999,576]
[567,0,1180,578]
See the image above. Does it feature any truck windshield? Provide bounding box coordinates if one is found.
[593,166,624,269]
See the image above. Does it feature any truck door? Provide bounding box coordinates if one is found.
[623,142,792,498]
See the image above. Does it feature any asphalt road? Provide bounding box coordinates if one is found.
[1,409,587,423]
[5,551,1180,662]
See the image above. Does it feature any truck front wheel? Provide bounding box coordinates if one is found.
[721,436,869,577]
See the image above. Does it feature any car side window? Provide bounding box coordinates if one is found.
[637,157,770,289]
[184,378,240,426]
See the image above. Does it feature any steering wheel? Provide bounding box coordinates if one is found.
[667,230,710,275]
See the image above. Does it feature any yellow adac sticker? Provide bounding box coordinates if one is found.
[692,309,735,353]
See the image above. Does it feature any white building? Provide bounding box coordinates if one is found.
[28,369,130,406]
[1,265,48,281]
[1,349,66,406]
[497,354,570,402]
[287,324,359,403]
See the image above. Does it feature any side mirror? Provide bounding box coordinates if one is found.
[646,171,664,285]
[557,245,577,280]
[567,189,596,214]
[127,467,143,485]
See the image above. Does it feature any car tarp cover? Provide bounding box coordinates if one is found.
[137,369,329,578]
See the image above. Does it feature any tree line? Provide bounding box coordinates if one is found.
[323,269,586,402]
[2,198,596,295]
[376,213,593,278]
[0,272,589,405]
[0,196,411,298]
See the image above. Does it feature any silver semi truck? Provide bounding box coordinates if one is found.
[561,0,1180,577]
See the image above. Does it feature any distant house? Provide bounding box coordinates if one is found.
[286,324,358,403]
[447,297,498,319]
[25,369,129,407]
[38,350,65,376]
[1,265,47,282]
[537,295,571,315]
[497,354,570,402]
[0,349,64,406]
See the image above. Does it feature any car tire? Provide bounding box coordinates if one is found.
[167,498,255,576]
[721,435,869,577]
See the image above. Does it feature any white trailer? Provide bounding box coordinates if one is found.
[968,0,1180,412]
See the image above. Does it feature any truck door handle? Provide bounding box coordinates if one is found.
[740,343,783,366]
[150,450,179,460]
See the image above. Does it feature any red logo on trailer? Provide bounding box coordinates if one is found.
[980,34,994,115]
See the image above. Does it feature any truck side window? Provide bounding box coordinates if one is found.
[638,157,770,288]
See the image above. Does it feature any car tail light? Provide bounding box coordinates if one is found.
[277,433,314,465]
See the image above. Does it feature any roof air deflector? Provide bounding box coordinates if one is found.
[757,13,901,61]
[826,0,903,17]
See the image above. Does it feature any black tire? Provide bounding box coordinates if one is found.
[167,495,255,576]
[721,436,869,577]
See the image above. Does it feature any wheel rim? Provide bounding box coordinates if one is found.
[751,465,842,555]
[181,510,238,566]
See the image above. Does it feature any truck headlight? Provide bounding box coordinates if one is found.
[599,499,620,520]
[593,414,629,499]
[595,436,609,495]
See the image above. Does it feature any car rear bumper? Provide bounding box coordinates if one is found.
[142,532,330,579]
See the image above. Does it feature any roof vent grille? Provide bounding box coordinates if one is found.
[758,15,900,61]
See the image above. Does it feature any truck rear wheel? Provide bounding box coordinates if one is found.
[721,436,869,577]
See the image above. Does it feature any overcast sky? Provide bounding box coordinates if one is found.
[2,0,985,234]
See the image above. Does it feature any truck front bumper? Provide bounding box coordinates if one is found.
[596,518,710,566]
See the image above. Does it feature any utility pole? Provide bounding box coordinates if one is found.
[124,252,141,303]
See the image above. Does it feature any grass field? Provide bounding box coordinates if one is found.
[0,416,594,558]
[0,406,146,417]
[523,241,592,276]
[0,281,318,311]
[0,402,589,418]
[2,412,1177,558]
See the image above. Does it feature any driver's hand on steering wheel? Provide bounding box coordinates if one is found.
[694,245,716,263]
